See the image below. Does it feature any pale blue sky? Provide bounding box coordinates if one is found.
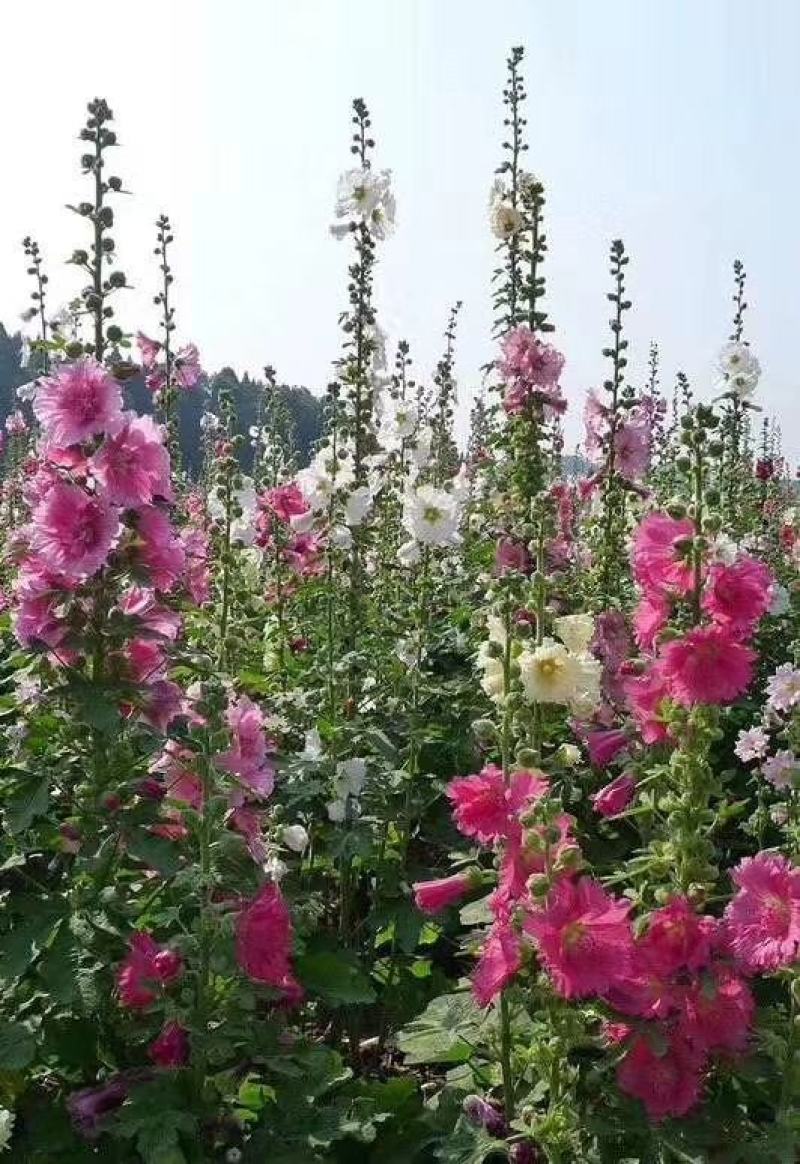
[1,1,798,457]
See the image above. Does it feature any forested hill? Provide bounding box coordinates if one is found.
[0,324,324,475]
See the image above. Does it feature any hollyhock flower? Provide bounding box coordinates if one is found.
[118,586,182,641]
[216,695,275,797]
[136,332,161,368]
[717,341,760,397]
[624,664,671,744]
[495,813,578,914]
[633,593,670,652]
[725,852,800,973]
[617,1032,704,1121]
[734,726,770,763]
[139,679,184,734]
[553,613,594,655]
[592,773,636,817]
[586,727,628,767]
[762,749,800,790]
[593,609,631,672]
[632,512,696,597]
[495,537,531,575]
[33,360,122,446]
[135,506,186,592]
[488,181,524,240]
[181,526,212,605]
[229,805,268,863]
[286,532,325,577]
[122,637,167,684]
[462,1094,506,1137]
[524,876,634,999]
[282,824,309,853]
[30,481,119,581]
[402,484,462,547]
[678,967,754,1055]
[613,418,651,482]
[447,765,549,845]
[235,882,302,999]
[174,343,202,390]
[583,389,607,459]
[765,663,800,712]
[473,922,522,1007]
[499,326,565,388]
[14,591,69,652]
[660,625,756,707]
[702,555,773,638]
[414,872,474,915]
[91,414,172,507]
[68,1076,132,1139]
[640,897,718,976]
[148,1021,189,1068]
[331,167,395,239]
[264,482,309,524]
[152,741,204,809]
[116,932,182,1009]
[518,639,585,707]
[755,457,774,481]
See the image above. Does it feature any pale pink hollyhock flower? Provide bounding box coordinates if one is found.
[616,1032,704,1122]
[229,804,268,863]
[91,413,172,507]
[151,740,204,810]
[181,526,212,605]
[583,389,607,459]
[174,343,202,390]
[135,506,186,592]
[216,694,275,798]
[30,480,119,580]
[660,625,755,707]
[523,875,634,999]
[724,852,800,973]
[5,408,29,436]
[762,749,799,790]
[472,921,522,1007]
[34,360,122,446]
[116,932,182,1009]
[677,966,754,1055]
[734,726,769,763]
[136,332,161,369]
[118,586,182,641]
[766,663,800,712]
[236,882,302,1000]
[702,555,773,639]
[592,773,636,817]
[498,326,565,388]
[632,511,696,597]
[446,765,549,845]
[613,418,651,482]
[413,872,473,915]
[148,1021,189,1068]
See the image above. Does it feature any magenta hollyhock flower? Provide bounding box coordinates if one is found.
[633,593,671,652]
[91,413,172,507]
[34,360,122,446]
[30,480,119,581]
[494,813,578,918]
[660,625,756,707]
[14,591,69,651]
[592,773,636,817]
[122,637,167,684]
[495,537,531,575]
[236,882,302,999]
[152,741,204,810]
[624,664,671,744]
[586,727,629,767]
[702,555,774,639]
[498,326,565,387]
[472,921,522,1007]
[677,967,754,1055]
[264,482,310,523]
[135,505,186,592]
[139,679,185,734]
[724,852,800,974]
[616,1031,704,1122]
[447,765,549,845]
[116,932,182,1010]
[462,1094,506,1136]
[180,526,212,606]
[613,418,651,482]
[148,1021,190,1068]
[639,897,718,976]
[632,512,696,597]
[173,343,202,390]
[414,872,473,915]
[524,876,634,999]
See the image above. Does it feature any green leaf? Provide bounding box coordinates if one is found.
[0,907,62,980]
[296,950,376,1006]
[0,1018,36,1068]
[396,992,485,1066]
[127,830,182,876]
[5,774,50,833]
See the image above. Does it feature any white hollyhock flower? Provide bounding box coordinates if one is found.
[330,168,396,240]
[519,639,585,706]
[327,799,347,823]
[402,484,462,547]
[488,179,524,240]
[557,743,581,767]
[282,824,310,853]
[301,729,324,761]
[770,584,790,616]
[398,539,421,567]
[553,613,595,655]
[344,485,372,527]
[297,448,355,511]
[208,476,258,546]
[408,425,433,471]
[0,1108,13,1154]
[477,642,505,702]
[330,524,353,549]
[716,341,760,398]
[200,411,221,433]
[334,758,367,799]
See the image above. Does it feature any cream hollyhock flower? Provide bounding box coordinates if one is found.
[330,168,396,240]
[476,615,507,702]
[553,613,594,655]
[519,639,584,706]
[402,484,462,547]
[488,178,524,240]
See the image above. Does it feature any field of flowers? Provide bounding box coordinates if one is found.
[0,45,798,1164]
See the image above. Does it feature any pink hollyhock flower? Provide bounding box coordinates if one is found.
[34,360,122,446]
[414,872,473,915]
[447,765,549,845]
[633,593,670,652]
[15,591,69,651]
[174,343,202,390]
[583,389,607,459]
[639,897,718,976]
[136,332,162,369]
[494,813,578,916]
[139,679,184,734]
[702,555,774,639]
[677,967,754,1055]
[264,483,310,524]
[91,413,172,507]
[236,882,302,1000]
[592,773,636,817]
[116,932,182,1009]
[152,741,204,810]
[624,664,671,744]
[229,804,268,863]
[473,921,523,1007]
[148,1021,189,1068]
[617,1032,704,1121]
[632,512,696,597]
[285,532,324,577]
[216,694,275,798]
[524,876,634,999]
[135,506,186,592]
[586,727,628,767]
[724,852,800,973]
[660,625,755,706]
[6,409,28,436]
[499,326,565,388]
[118,586,182,640]
[495,537,531,575]
[181,526,212,606]
[613,418,651,482]
[593,609,631,672]
[122,637,167,684]
[30,481,119,581]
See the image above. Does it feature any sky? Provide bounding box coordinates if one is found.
[1,0,799,458]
